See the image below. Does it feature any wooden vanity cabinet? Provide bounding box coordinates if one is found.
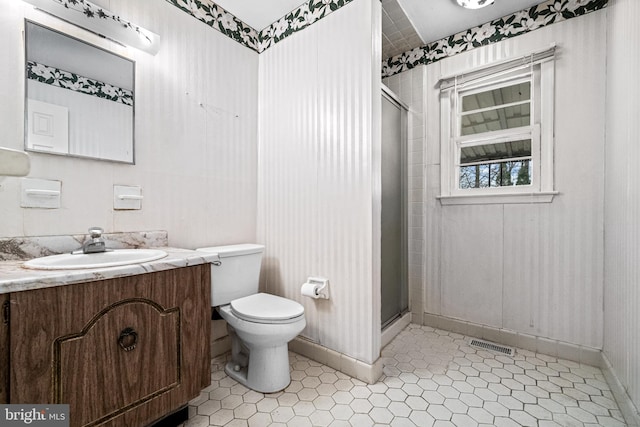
[7,265,211,427]
[1,293,8,404]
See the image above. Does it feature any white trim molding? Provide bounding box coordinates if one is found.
[438,191,558,205]
[289,337,383,385]
[601,353,640,427]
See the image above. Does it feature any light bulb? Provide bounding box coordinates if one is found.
[456,0,495,9]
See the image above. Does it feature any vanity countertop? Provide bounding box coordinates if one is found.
[0,247,218,294]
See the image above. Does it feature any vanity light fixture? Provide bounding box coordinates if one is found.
[456,0,495,9]
[22,0,160,55]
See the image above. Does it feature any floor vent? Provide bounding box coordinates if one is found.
[469,339,515,356]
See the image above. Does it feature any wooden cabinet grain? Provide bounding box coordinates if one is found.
[1,293,8,404]
[6,265,211,427]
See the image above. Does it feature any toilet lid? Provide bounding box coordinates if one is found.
[230,293,304,323]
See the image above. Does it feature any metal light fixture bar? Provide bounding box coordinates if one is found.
[22,0,160,55]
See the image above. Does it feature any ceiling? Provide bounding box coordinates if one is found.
[214,0,548,59]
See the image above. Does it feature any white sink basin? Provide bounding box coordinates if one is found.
[23,249,168,270]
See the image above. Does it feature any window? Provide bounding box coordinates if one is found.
[439,48,557,204]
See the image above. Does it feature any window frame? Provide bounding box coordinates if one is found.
[439,53,557,205]
[456,128,539,193]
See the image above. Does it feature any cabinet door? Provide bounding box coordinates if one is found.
[10,265,210,427]
[0,293,8,404]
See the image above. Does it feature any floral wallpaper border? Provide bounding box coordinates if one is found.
[257,0,354,52]
[382,0,608,78]
[35,0,609,69]
[168,0,608,75]
[165,0,354,53]
[165,0,261,51]
[27,61,134,106]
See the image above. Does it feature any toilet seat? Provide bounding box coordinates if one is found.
[230,293,304,324]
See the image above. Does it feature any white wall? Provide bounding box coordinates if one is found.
[257,0,382,364]
[399,11,608,349]
[604,0,640,416]
[0,0,259,249]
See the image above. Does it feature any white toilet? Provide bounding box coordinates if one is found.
[197,244,306,393]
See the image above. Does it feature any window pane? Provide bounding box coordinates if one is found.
[462,81,530,112]
[460,139,531,164]
[460,81,531,136]
[461,104,530,135]
[459,160,531,189]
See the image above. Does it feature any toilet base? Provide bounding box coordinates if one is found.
[225,344,292,393]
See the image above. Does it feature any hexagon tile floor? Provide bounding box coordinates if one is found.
[181,324,627,426]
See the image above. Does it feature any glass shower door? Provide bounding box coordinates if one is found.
[381,87,408,329]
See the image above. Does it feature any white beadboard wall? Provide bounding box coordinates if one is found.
[410,11,607,349]
[0,0,258,249]
[382,67,427,326]
[604,0,640,414]
[257,0,382,364]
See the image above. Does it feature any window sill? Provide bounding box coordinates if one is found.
[437,192,558,206]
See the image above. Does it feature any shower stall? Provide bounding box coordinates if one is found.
[380,85,409,329]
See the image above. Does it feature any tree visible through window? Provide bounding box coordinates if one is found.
[459,139,532,189]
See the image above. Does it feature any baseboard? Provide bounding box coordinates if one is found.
[289,337,383,384]
[600,352,640,427]
[211,335,230,358]
[422,312,601,367]
[381,312,412,348]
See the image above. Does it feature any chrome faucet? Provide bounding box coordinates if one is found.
[81,226,106,254]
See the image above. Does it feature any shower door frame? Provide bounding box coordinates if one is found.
[381,84,409,330]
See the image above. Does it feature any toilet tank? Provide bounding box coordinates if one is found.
[196,244,264,307]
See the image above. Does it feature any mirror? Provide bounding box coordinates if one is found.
[24,20,135,164]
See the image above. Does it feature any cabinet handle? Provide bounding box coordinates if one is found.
[118,327,138,352]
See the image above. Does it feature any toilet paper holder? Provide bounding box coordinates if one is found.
[301,276,330,299]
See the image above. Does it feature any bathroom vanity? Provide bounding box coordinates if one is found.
[0,246,214,427]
